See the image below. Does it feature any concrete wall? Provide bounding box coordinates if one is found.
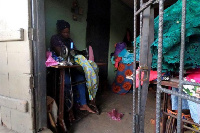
[108,0,133,85]
[0,0,34,133]
[45,0,88,50]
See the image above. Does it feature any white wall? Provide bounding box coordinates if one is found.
[0,0,34,132]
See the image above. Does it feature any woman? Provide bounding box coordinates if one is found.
[50,20,95,114]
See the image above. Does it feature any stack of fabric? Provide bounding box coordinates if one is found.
[135,0,200,72]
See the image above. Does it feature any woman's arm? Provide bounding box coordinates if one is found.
[50,35,65,56]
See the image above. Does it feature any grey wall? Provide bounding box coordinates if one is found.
[45,0,88,50]
[108,0,133,85]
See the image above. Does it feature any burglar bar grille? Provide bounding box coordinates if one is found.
[132,0,137,132]
[132,0,200,132]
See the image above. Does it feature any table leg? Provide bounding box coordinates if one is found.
[58,68,67,133]
[162,92,168,133]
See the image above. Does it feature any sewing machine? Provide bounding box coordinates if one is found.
[60,42,89,65]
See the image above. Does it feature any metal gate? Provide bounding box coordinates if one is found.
[132,0,200,132]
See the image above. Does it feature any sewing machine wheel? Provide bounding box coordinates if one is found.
[61,46,68,60]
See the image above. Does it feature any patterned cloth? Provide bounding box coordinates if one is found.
[112,62,133,95]
[74,55,99,100]
[118,49,134,64]
[183,72,200,98]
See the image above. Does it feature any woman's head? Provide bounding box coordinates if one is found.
[56,20,70,39]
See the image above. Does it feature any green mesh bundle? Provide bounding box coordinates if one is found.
[135,0,200,72]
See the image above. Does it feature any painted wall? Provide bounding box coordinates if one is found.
[0,0,34,132]
[45,0,88,50]
[45,0,133,85]
[108,0,133,85]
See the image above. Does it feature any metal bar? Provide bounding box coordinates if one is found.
[156,0,164,132]
[163,112,200,127]
[139,6,154,132]
[31,0,47,131]
[71,81,86,86]
[135,0,155,16]
[181,80,200,86]
[183,125,200,133]
[160,87,200,104]
[137,0,143,132]
[177,0,187,132]
[67,68,74,112]
[133,0,137,132]
[138,0,143,114]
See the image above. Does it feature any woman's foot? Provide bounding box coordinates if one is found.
[79,104,96,114]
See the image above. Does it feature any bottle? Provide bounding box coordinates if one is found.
[70,42,74,50]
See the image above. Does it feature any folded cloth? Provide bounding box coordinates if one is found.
[107,109,124,121]
[45,51,58,67]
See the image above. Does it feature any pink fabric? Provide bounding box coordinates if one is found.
[45,51,58,67]
[46,51,52,58]
[114,57,122,68]
[107,109,124,121]
[186,73,200,83]
[89,45,94,61]
[136,70,158,88]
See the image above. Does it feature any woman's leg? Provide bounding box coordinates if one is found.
[72,71,95,113]
[73,74,87,106]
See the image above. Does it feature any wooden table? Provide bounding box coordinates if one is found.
[150,80,179,88]
[50,63,106,132]
[150,78,200,132]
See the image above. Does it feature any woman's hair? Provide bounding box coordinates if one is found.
[56,20,70,32]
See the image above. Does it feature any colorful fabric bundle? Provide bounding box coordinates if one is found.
[135,0,200,72]
[114,42,127,56]
[45,51,59,67]
[74,55,98,100]
[112,62,133,95]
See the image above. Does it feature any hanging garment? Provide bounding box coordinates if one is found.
[74,55,98,100]
[89,45,94,61]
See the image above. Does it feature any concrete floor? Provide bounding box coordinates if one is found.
[0,126,17,133]
[0,89,193,133]
[71,90,157,133]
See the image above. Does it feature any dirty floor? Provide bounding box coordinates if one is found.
[71,90,156,133]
